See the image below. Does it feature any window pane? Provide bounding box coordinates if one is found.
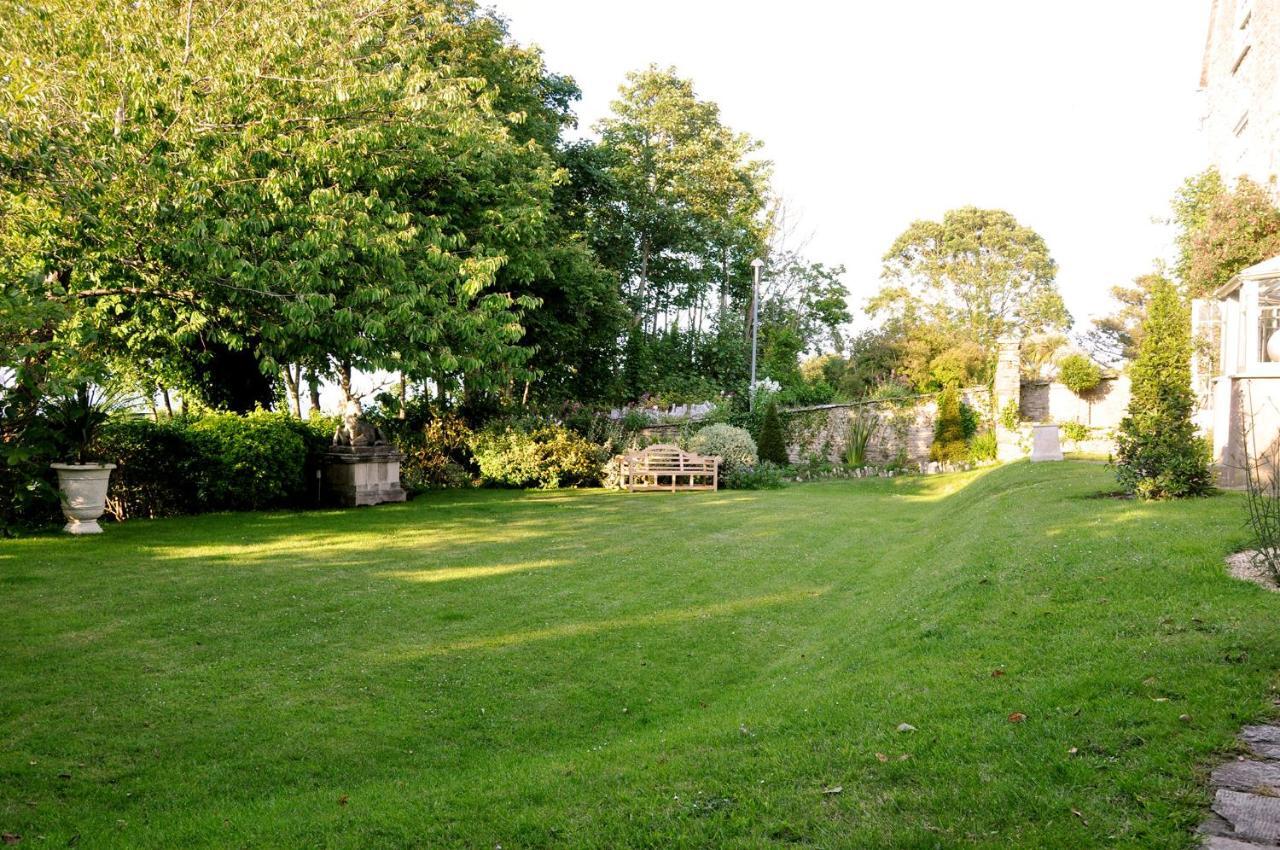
[1260,282,1280,362]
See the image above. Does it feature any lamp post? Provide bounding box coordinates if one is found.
[749,257,764,411]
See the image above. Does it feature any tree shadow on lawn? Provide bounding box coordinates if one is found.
[5,462,1280,847]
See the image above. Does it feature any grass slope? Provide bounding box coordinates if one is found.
[2,461,1278,848]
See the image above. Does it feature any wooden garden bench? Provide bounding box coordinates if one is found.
[618,444,720,492]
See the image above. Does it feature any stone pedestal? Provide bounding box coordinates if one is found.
[1030,424,1064,462]
[322,447,407,507]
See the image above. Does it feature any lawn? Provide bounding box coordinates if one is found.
[2,461,1278,848]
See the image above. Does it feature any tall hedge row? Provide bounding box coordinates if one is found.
[96,412,334,521]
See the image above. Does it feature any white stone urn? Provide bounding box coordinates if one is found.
[50,463,116,534]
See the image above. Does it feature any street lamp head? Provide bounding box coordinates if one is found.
[750,258,764,269]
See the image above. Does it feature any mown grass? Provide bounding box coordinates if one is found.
[2,461,1278,848]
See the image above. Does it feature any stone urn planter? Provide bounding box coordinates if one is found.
[50,463,116,534]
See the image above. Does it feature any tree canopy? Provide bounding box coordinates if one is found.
[872,207,1069,347]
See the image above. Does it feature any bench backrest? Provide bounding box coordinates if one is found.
[622,443,719,471]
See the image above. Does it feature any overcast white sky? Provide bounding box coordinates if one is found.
[494,0,1211,333]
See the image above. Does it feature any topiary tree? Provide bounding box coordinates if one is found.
[756,402,790,466]
[931,385,968,463]
[1115,279,1212,499]
[1057,354,1102,396]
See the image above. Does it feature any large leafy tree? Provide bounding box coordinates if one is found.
[1,0,566,410]
[871,207,1070,347]
[1172,168,1280,299]
[593,66,770,331]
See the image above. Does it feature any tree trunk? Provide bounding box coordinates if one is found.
[306,372,321,416]
[282,366,301,417]
[338,361,353,405]
[721,245,730,315]
[397,373,407,420]
[638,237,650,324]
[160,386,174,419]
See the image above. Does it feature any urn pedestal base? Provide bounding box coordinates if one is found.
[322,447,407,507]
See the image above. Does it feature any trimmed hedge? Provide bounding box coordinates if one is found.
[97,418,203,520]
[94,411,335,520]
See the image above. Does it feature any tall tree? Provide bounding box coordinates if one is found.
[872,207,1070,347]
[1172,169,1280,298]
[593,66,770,331]
[1082,273,1167,365]
[1,0,563,410]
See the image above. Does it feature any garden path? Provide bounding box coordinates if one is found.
[1201,716,1280,848]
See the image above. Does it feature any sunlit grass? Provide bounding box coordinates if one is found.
[1,461,1277,848]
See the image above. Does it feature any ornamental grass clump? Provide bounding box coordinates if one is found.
[844,408,878,467]
[1114,279,1212,499]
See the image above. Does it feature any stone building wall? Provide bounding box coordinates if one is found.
[1201,0,1280,192]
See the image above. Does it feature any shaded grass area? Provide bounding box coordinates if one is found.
[2,461,1278,848]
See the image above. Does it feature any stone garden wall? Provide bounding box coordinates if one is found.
[784,388,991,465]
[1019,376,1130,430]
[782,370,1131,465]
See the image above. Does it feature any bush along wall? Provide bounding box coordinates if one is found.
[89,411,333,523]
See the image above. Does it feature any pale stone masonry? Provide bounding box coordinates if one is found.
[1200,0,1280,191]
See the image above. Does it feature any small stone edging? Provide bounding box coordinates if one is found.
[1198,559,1280,847]
[1200,721,1280,848]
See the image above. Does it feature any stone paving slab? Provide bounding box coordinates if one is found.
[1205,836,1279,850]
[1202,724,1280,849]
[1212,760,1280,795]
[1212,789,1280,844]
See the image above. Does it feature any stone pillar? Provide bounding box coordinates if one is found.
[994,336,1023,461]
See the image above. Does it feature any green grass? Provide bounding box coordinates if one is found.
[2,461,1278,848]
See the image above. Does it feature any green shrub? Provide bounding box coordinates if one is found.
[1115,279,1212,499]
[724,461,786,490]
[190,411,308,510]
[958,400,980,439]
[469,422,605,489]
[968,430,998,462]
[930,386,968,463]
[96,417,203,519]
[1058,354,1103,396]
[998,399,1021,431]
[282,414,338,505]
[688,423,757,473]
[756,402,789,465]
[400,413,475,491]
[1060,421,1092,449]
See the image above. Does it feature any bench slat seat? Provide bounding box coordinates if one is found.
[618,444,720,492]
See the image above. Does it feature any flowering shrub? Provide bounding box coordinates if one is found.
[724,461,786,490]
[687,423,757,473]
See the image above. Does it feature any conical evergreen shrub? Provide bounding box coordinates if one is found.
[757,401,790,466]
[1114,278,1211,499]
